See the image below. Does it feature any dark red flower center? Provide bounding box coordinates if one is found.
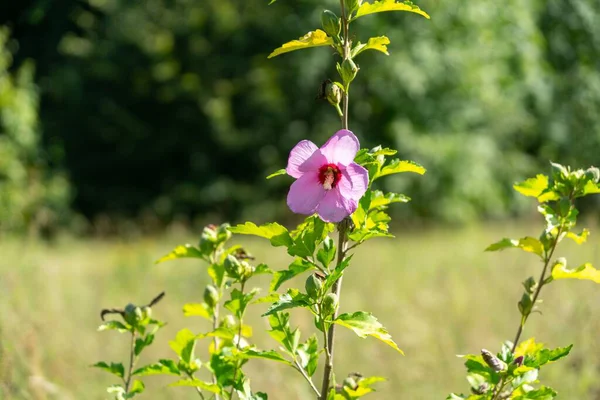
[318,163,342,190]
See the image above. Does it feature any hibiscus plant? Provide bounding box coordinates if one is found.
[93,1,600,399]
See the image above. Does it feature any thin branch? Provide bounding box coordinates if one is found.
[293,359,321,397]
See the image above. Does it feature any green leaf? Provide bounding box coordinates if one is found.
[169,328,197,364]
[266,168,286,179]
[225,288,260,318]
[240,348,292,365]
[229,222,293,247]
[322,255,352,293]
[267,312,300,353]
[262,289,312,316]
[369,191,410,210]
[316,237,336,269]
[334,311,403,354]
[133,359,180,376]
[372,159,426,181]
[156,244,204,264]
[565,229,589,244]
[512,386,557,400]
[134,334,155,356]
[254,263,273,275]
[92,361,125,378]
[514,175,551,200]
[169,379,222,393]
[128,380,145,397]
[270,258,316,292]
[268,30,334,59]
[342,376,386,398]
[98,320,130,333]
[288,216,334,258]
[528,345,573,368]
[485,237,544,257]
[552,262,600,284]
[352,36,391,58]
[353,0,430,20]
[183,303,212,320]
[581,180,600,196]
[296,335,319,377]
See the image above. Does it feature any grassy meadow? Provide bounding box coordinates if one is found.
[2,221,600,399]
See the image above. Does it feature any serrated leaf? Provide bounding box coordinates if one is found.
[169,379,221,393]
[296,335,319,376]
[373,159,426,182]
[229,222,293,247]
[183,303,212,320]
[266,168,286,179]
[268,30,334,58]
[514,175,550,199]
[552,262,600,283]
[565,229,589,244]
[369,191,410,210]
[353,0,430,20]
[270,258,316,292]
[98,320,130,333]
[485,237,544,257]
[169,328,197,364]
[352,36,391,57]
[334,311,403,354]
[155,244,204,264]
[262,289,312,316]
[514,338,544,358]
[240,349,292,365]
[92,362,125,378]
[225,288,260,318]
[133,359,180,376]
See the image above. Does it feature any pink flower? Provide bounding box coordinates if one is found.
[286,129,369,222]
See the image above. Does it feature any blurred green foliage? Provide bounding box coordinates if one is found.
[1,0,599,227]
[0,28,70,235]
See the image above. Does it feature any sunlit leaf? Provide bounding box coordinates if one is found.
[369,191,410,210]
[129,380,145,395]
[240,349,292,365]
[169,328,197,364]
[582,180,600,196]
[552,262,600,284]
[92,361,125,378]
[514,337,544,358]
[169,379,221,393]
[262,289,312,316]
[352,36,391,57]
[183,303,212,320]
[268,30,334,58]
[156,244,204,264]
[485,237,544,257]
[513,175,550,199]
[565,229,589,244]
[372,159,426,182]
[270,258,316,292]
[334,311,403,354]
[229,222,293,247]
[133,359,180,376]
[353,0,430,20]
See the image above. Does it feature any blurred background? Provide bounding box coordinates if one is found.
[1,0,600,399]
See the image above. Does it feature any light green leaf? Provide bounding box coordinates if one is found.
[343,376,386,397]
[169,379,222,393]
[156,244,204,264]
[270,258,316,292]
[262,289,312,316]
[268,30,334,59]
[133,359,180,376]
[512,386,557,400]
[352,36,391,57]
[353,0,430,21]
[266,168,286,179]
[98,320,130,333]
[485,237,544,257]
[169,328,197,364]
[240,348,292,365]
[565,229,589,244]
[128,380,145,396]
[92,362,125,378]
[369,191,410,210]
[225,288,260,318]
[372,159,426,182]
[334,311,403,354]
[296,335,319,376]
[582,180,600,195]
[552,262,600,283]
[229,222,293,247]
[513,175,550,199]
[183,303,212,320]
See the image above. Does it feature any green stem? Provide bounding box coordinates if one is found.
[228,281,246,400]
[124,331,137,393]
[319,224,349,400]
[185,371,206,399]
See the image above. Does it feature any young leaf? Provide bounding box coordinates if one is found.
[240,348,292,365]
[296,335,319,377]
[229,222,293,247]
[225,288,260,318]
[183,303,212,320]
[92,361,125,378]
[134,334,155,356]
[352,36,391,58]
[270,258,316,292]
[352,0,430,20]
[169,379,222,393]
[322,256,352,293]
[266,168,286,179]
[342,376,386,397]
[128,380,145,396]
[372,159,426,182]
[513,175,550,199]
[485,237,544,258]
[169,328,197,364]
[98,320,130,333]
[156,244,204,264]
[133,359,180,376]
[262,289,312,316]
[267,312,301,354]
[268,30,334,59]
[334,311,403,354]
[552,262,600,284]
[565,229,589,244]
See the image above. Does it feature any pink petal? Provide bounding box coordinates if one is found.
[287,172,326,215]
[286,140,319,178]
[320,129,360,166]
[317,188,357,223]
[338,163,369,202]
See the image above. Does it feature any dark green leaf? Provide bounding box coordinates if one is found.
[134,334,154,356]
[98,320,130,333]
[270,258,316,292]
[133,359,180,376]
[92,361,125,378]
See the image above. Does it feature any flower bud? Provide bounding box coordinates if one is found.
[340,58,359,85]
[204,284,219,308]
[123,303,138,326]
[322,293,339,316]
[199,224,218,254]
[141,306,152,321]
[216,223,232,244]
[305,274,323,299]
[239,260,254,281]
[522,277,537,294]
[326,82,343,107]
[321,10,341,38]
[224,255,243,278]
[518,293,533,317]
[481,349,507,372]
[585,167,600,184]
